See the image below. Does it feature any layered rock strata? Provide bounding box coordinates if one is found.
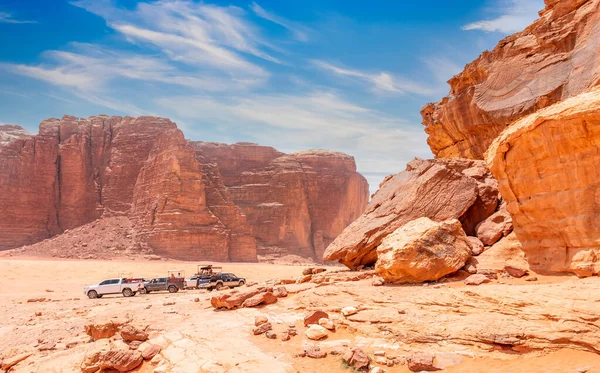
[422,0,600,159]
[486,89,600,275]
[0,116,367,261]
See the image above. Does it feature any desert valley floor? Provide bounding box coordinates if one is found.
[0,257,598,373]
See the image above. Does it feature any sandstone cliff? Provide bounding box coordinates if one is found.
[192,142,370,260]
[0,116,367,261]
[422,0,600,159]
[486,89,600,275]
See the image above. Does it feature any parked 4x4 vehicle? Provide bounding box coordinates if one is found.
[83,278,144,299]
[202,273,246,290]
[139,277,184,294]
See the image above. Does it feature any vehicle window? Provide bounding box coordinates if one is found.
[109,279,120,284]
[99,280,110,285]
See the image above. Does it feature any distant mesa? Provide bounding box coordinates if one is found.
[0,115,369,261]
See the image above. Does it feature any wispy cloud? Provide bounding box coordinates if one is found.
[72,0,281,76]
[311,60,435,95]
[0,11,35,24]
[422,57,463,84]
[250,2,311,42]
[1,44,253,92]
[462,0,543,34]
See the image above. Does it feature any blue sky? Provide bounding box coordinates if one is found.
[0,0,544,192]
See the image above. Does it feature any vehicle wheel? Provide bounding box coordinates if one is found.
[168,285,177,293]
[97,295,103,298]
[146,290,151,294]
[215,282,223,290]
[238,280,245,287]
[122,288,133,297]
[87,290,98,299]
[139,288,147,294]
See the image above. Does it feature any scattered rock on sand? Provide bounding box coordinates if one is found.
[120,325,148,342]
[253,322,272,335]
[318,318,335,330]
[464,274,490,286]
[242,291,278,308]
[304,345,327,359]
[341,306,358,317]
[273,286,288,298]
[255,315,268,326]
[304,310,329,326]
[265,331,277,339]
[504,264,528,278]
[475,205,513,246]
[305,324,329,340]
[467,236,485,255]
[141,345,161,360]
[407,353,440,372]
[343,348,370,370]
[211,289,262,309]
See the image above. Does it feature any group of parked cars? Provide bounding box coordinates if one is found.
[83,265,246,299]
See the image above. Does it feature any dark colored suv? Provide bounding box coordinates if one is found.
[204,273,246,290]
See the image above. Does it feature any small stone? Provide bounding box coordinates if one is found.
[194,298,200,302]
[120,325,148,342]
[372,277,384,286]
[35,311,42,317]
[255,315,269,326]
[318,318,335,330]
[526,276,538,282]
[343,348,370,370]
[341,306,358,317]
[304,310,329,326]
[265,331,277,339]
[253,322,272,335]
[505,265,528,278]
[163,302,175,306]
[375,356,387,365]
[305,346,327,359]
[374,351,386,357]
[407,353,440,372]
[281,332,290,341]
[305,324,329,340]
[464,274,490,286]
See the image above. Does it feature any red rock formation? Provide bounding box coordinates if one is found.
[324,158,498,269]
[486,89,600,275]
[422,0,600,159]
[192,142,370,260]
[0,116,366,261]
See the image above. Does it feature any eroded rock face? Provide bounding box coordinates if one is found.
[487,89,600,274]
[375,218,472,283]
[324,158,498,268]
[1,116,366,261]
[193,142,370,260]
[422,0,600,159]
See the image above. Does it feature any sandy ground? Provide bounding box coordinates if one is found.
[0,258,599,373]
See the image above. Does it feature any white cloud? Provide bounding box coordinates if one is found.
[311,60,436,96]
[251,2,311,42]
[462,0,544,34]
[72,0,281,76]
[0,11,35,24]
[1,44,250,92]
[156,91,432,193]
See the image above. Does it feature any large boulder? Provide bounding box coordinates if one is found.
[81,350,143,373]
[375,218,472,283]
[421,0,600,159]
[210,289,262,310]
[487,89,600,274]
[475,203,513,245]
[324,158,498,269]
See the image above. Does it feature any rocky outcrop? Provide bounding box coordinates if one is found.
[193,142,369,260]
[324,158,498,268]
[0,115,366,261]
[375,218,472,283]
[422,0,600,159]
[486,89,600,275]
